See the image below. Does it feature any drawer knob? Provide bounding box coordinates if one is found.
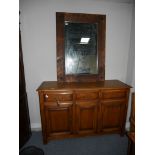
[45,94,48,98]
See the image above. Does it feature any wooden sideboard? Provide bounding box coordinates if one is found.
[37,80,131,144]
[130,93,135,132]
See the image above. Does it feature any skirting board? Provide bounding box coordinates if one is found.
[125,121,130,131]
[31,122,131,131]
[31,123,42,131]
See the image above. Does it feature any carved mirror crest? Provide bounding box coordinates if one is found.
[56,12,106,82]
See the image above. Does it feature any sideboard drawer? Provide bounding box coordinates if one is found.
[75,91,99,101]
[101,90,127,99]
[43,92,73,102]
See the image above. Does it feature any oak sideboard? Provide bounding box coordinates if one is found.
[37,80,131,144]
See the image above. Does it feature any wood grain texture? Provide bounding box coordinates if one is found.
[56,12,106,82]
[130,92,135,132]
[37,80,131,143]
[37,80,131,91]
[75,101,98,134]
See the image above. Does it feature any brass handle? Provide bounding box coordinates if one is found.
[55,97,60,106]
[45,94,48,99]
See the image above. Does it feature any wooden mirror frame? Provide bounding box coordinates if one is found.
[56,12,106,82]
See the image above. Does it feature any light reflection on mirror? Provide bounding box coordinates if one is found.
[64,22,98,75]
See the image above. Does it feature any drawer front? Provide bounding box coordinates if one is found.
[101,90,127,99]
[75,91,99,101]
[43,92,73,102]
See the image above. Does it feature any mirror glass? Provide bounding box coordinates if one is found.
[64,22,98,75]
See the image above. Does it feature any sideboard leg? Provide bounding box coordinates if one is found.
[42,135,47,144]
[120,129,126,137]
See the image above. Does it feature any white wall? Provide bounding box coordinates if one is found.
[19,0,134,129]
[126,4,135,87]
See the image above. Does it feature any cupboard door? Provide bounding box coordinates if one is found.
[75,101,98,134]
[100,99,126,133]
[45,102,73,137]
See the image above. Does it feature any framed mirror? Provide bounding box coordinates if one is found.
[56,12,106,82]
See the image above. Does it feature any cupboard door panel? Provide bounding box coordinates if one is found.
[100,100,126,132]
[45,104,73,137]
[75,101,98,134]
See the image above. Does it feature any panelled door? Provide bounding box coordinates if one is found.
[75,90,99,134]
[100,99,126,132]
[100,90,128,133]
[43,92,73,137]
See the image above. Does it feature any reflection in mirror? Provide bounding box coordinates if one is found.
[64,22,98,75]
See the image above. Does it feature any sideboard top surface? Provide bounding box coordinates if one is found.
[37,80,131,91]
